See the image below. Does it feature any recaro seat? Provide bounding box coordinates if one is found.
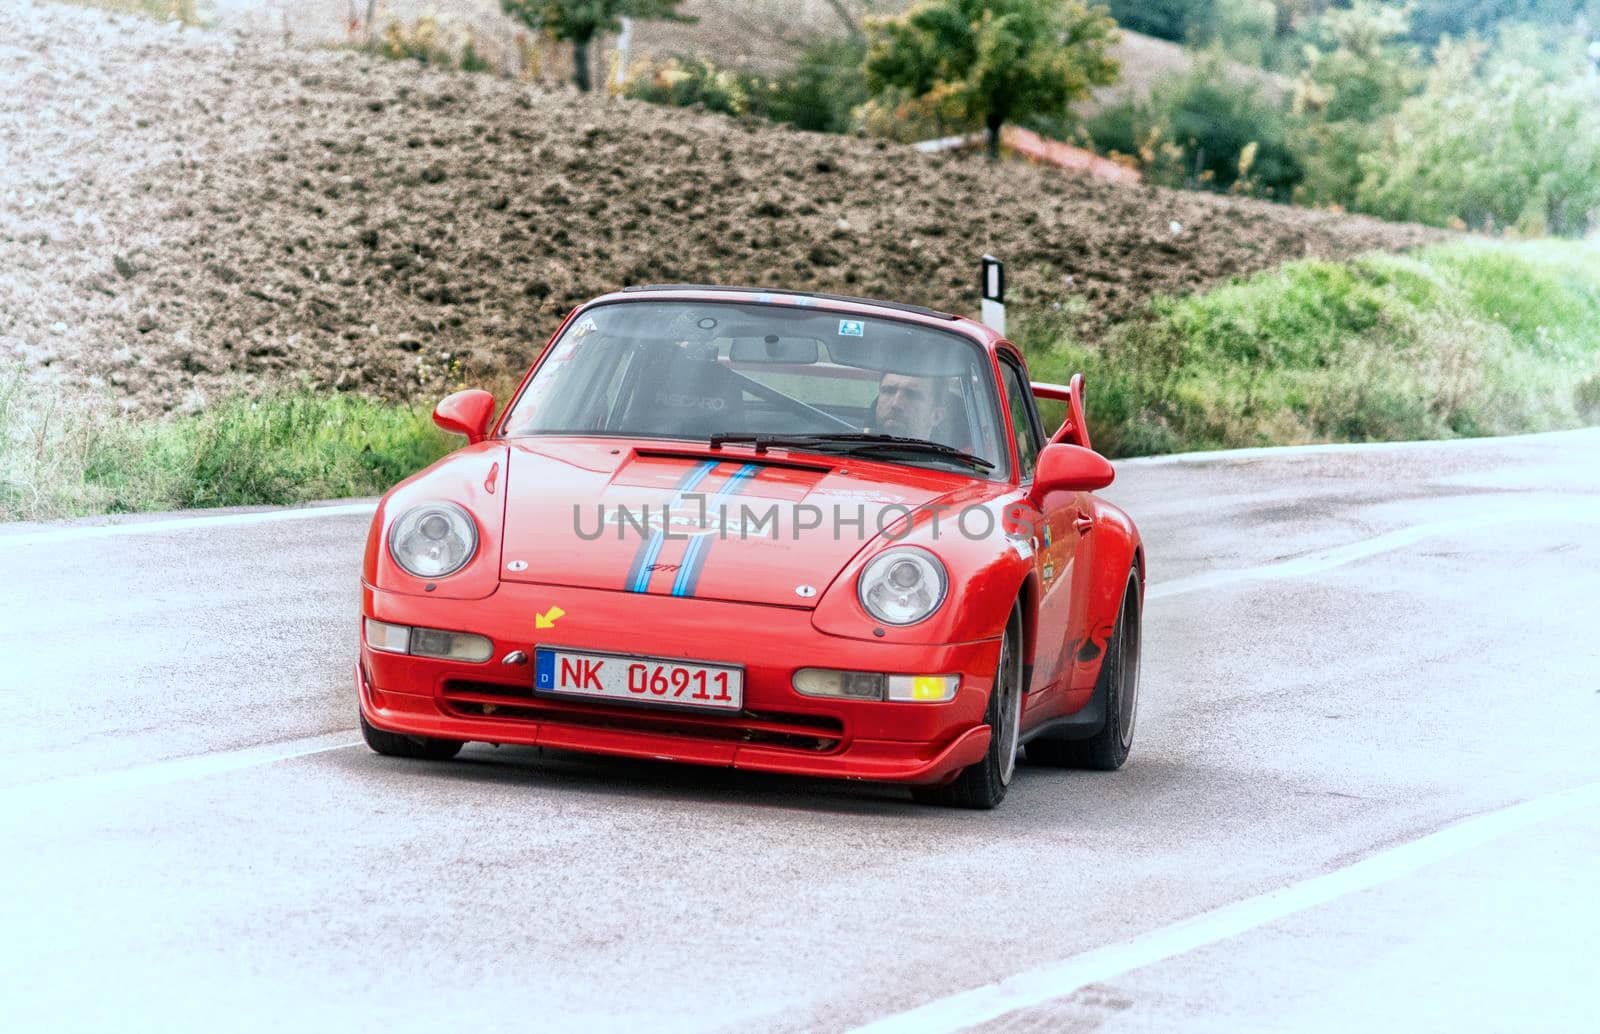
[646,350,748,439]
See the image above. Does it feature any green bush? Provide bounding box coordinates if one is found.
[374,15,496,73]
[625,56,768,117]
[459,33,494,74]
[1354,40,1600,236]
[1576,373,1600,423]
[1196,0,1280,68]
[1288,1,1422,207]
[766,38,869,134]
[1081,98,1137,155]
[626,38,868,134]
[381,15,453,65]
[1017,240,1600,457]
[1287,6,1600,236]
[1087,51,1301,198]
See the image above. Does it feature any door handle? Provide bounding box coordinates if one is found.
[1073,514,1094,534]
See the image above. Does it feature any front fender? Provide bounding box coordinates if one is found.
[362,442,511,600]
[810,491,1033,647]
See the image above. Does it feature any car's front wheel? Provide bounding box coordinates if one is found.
[912,605,1024,810]
[359,711,464,761]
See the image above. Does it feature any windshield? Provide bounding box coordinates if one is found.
[501,300,1010,478]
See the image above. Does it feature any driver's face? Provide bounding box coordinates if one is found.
[875,372,940,439]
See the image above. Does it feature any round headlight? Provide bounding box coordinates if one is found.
[388,502,478,579]
[858,547,948,626]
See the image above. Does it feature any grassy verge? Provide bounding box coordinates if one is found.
[0,386,454,521]
[1022,239,1600,457]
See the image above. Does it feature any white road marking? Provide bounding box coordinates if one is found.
[0,501,377,549]
[1148,503,1600,602]
[0,731,362,818]
[848,779,1600,1034]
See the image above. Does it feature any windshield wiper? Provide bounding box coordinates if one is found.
[707,432,994,473]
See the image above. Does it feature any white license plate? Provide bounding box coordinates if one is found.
[533,648,743,711]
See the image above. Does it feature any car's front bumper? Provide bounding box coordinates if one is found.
[357,581,1000,784]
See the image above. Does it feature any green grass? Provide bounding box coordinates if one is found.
[0,385,455,521]
[1020,239,1600,457]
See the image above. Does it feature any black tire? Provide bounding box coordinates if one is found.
[1026,568,1141,771]
[912,606,1025,810]
[359,711,465,761]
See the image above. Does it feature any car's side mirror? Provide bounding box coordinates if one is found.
[1030,443,1114,501]
[433,389,497,444]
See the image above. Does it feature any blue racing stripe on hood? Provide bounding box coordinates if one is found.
[625,460,719,592]
[670,463,761,598]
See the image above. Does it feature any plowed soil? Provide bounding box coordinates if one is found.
[1,1,1439,411]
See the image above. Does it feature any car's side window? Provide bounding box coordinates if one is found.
[999,356,1044,481]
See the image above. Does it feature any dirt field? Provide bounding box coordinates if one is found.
[1,1,1437,411]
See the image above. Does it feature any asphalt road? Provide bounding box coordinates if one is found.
[3,429,1598,1032]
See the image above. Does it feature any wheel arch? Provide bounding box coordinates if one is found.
[1069,506,1142,692]
[1014,570,1040,685]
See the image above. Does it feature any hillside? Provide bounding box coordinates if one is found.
[2,1,1436,412]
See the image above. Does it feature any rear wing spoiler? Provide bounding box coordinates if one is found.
[1031,373,1092,450]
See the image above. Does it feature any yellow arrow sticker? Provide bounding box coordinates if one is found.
[535,605,565,630]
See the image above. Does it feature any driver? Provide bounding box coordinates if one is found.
[873,371,948,441]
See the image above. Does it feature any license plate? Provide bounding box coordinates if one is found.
[533,648,743,711]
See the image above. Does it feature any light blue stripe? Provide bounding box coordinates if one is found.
[629,461,717,593]
[672,538,707,598]
[632,536,664,590]
[671,463,759,597]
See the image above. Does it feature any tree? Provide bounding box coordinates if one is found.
[1289,0,1422,206]
[1355,38,1600,235]
[865,0,1119,158]
[1407,0,1590,48]
[501,0,691,92]
[1087,50,1302,198]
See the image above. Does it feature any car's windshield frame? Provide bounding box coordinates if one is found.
[494,297,1015,481]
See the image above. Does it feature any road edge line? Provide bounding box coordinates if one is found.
[0,501,378,548]
[2,731,362,815]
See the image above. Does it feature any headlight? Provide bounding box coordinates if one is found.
[857,546,948,626]
[388,502,478,579]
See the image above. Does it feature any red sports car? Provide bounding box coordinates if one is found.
[357,285,1144,808]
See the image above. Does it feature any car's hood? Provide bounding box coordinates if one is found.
[497,438,977,608]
